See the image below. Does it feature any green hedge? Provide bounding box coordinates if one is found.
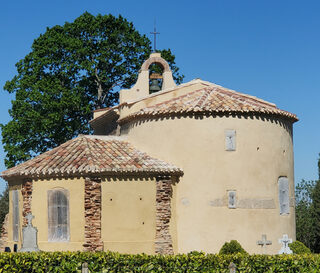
[219,240,247,255]
[0,252,320,272]
[289,241,311,254]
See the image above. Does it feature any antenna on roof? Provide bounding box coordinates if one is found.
[150,19,160,52]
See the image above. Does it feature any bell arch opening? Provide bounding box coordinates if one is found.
[149,63,164,94]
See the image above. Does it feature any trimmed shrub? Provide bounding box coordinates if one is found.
[289,240,311,254]
[0,252,320,272]
[219,240,248,255]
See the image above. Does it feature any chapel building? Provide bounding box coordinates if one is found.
[1,53,298,254]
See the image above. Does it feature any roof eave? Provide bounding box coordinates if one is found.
[1,168,184,182]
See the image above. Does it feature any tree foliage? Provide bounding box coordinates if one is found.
[0,186,9,231]
[295,179,316,250]
[295,155,320,252]
[2,12,184,168]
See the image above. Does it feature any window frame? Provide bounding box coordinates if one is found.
[47,188,70,242]
[12,189,20,242]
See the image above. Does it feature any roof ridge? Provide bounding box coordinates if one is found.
[142,86,207,112]
[83,135,126,141]
[122,79,211,106]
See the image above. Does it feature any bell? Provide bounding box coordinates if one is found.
[149,79,161,93]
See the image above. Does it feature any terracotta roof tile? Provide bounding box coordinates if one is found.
[119,85,298,123]
[1,135,183,180]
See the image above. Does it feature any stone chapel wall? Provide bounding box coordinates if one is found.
[122,114,295,254]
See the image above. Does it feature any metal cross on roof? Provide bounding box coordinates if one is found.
[150,25,160,52]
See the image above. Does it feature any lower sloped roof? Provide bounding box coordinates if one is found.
[1,135,183,180]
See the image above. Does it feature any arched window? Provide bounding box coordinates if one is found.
[47,189,69,241]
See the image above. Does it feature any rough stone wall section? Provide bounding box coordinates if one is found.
[0,214,9,251]
[155,178,174,255]
[83,177,103,251]
[21,180,33,226]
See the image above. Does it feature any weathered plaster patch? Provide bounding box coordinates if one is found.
[237,199,276,209]
[181,198,190,206]
[209,197,275,209]
[209,198,227,207]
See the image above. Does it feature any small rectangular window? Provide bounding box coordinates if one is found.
[278,177,289,215]
[12,190,19,242]
[228,191,236,209]
[225,130,236,151]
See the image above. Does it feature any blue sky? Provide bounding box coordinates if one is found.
[0,0,319,192]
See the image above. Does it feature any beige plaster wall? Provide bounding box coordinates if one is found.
[101,178,156,254]
[122,114,295,254]
[31,178,85,251]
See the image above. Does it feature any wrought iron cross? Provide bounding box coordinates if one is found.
[150,25,160,52]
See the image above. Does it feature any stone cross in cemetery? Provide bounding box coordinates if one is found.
[257,234,272,254]
[19,213,40,252]
[278,234,292,254]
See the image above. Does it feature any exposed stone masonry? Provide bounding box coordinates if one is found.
[83,177,103,251]
[155,178,174,255]
[0,214,9,251]
[21,180,33,226]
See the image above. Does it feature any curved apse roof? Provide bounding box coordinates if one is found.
[119,84,298,124]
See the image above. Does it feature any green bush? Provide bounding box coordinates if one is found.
[219,240,248,255]
[0,252,320,272]
[289,241,312,254]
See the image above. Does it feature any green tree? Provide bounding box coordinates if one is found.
[2,12,184,168]
[295,179,316,250]
[0,186,9,231]
[295,155,320,252]
[312,166,320,253]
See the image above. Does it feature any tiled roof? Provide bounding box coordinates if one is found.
[119,84,298,123]
[1,135,183,180]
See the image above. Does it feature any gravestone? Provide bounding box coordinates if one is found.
[278,234,292,254]
[19,213,40,252]
[257,234,272,254]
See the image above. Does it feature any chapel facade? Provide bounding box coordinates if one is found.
[1,53,298,254]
